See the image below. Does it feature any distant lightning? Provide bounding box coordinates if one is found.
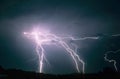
[103,34,120,72]
[24,30,99,73]
[104,49,120,71]
[104,51,117,71]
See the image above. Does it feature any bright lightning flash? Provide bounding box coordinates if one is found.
[23,30,100,73]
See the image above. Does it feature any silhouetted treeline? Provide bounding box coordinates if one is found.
[0,66,120,79]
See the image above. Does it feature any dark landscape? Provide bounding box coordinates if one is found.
[0,66,120,79]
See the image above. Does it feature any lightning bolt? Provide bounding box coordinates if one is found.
[23,30,99,73]
[103,34,120,72]
[104,49,120,72]
[24,30,120,73]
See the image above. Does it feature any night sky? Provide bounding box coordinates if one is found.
[0,0,120,74]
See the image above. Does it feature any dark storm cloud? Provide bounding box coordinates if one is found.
[0,0,120,74]
[0,0,120,35]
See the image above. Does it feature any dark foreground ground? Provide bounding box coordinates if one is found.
[0,66,120,79]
